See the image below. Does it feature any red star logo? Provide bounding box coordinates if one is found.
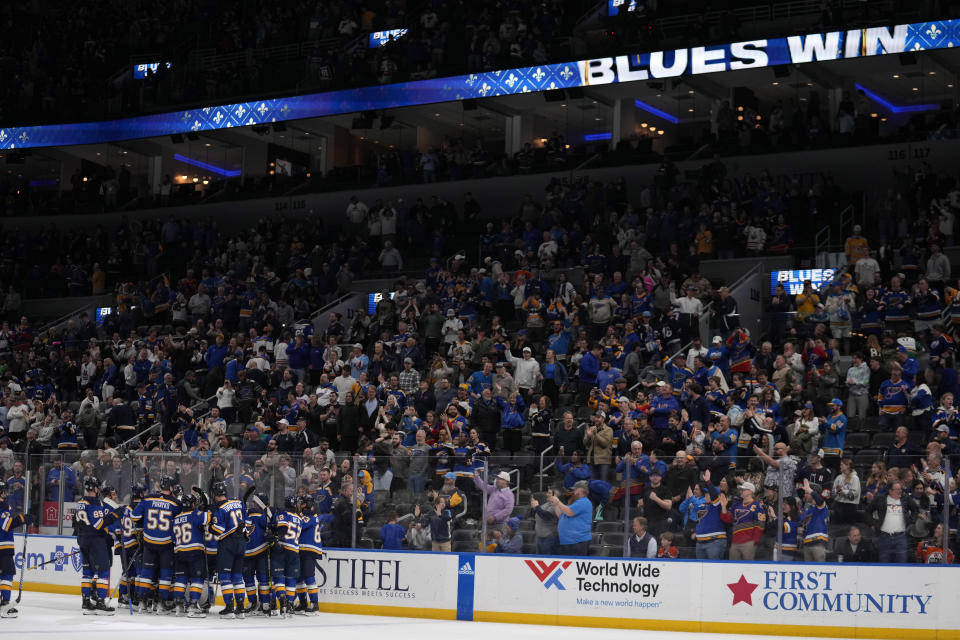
[727,574,758,606]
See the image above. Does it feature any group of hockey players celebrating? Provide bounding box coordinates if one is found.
[60,474,325,619]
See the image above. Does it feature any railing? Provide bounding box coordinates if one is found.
[14,441,952,563]
[115,393,216,454]
[538,443,555,492]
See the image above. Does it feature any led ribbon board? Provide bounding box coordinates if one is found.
[1,20,957,149]
[770,269,837,295]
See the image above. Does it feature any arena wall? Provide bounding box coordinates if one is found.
[15,534,959,638]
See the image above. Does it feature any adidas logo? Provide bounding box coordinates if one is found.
[458,562,474,575]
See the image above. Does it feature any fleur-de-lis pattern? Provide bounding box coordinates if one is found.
[910,21,959,51]
[0,20,958,149]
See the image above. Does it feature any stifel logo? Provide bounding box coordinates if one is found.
[525,560,572,590]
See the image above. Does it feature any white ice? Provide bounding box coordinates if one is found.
[0,592,855,640]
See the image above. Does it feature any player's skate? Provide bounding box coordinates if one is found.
[186,602,206,618]
[81,596,96,615]
[93,598,116,616]
[305,602,319,616]
[219,602,236,619]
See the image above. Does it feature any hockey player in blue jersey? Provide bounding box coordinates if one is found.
[131,475,180,614]
[117,484,145,607]
[172,493,209,618]
[210,481,247,619]
[75,477,119,616]
[242,492,272,616]
[294,494,321,616]
[270,496,302,618]
[202,514,218,612]
[0,481,29,618]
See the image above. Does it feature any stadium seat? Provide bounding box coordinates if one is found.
[226,422,246,437]
[595,521,622,534]
[589,544,608,557]
[452,529,478,542]
[576,406,593,422]
[859,416,880,432]
[453,541,477,552]
[845,432,869,451]
[854,449,881,467]
[602,532,625,548]
[907,430,926,447]
[870,432,895,449]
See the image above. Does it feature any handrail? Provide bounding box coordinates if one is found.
[300,291,359,325]
[538,443,554,492]
[116,393,215,453]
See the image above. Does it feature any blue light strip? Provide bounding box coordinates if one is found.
[173,153,242,177]
[633,99,679,124]
[855,83,939,113]
[584,132,613,141]
[0,19,957,149]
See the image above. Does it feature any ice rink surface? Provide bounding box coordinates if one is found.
[0,592,857,640]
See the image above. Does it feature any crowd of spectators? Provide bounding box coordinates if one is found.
[0,154,956,564]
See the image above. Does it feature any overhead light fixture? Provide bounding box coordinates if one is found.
[202,179,209,185]
[657,130,664,135]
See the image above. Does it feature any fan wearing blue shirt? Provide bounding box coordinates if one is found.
[379,512,406,550]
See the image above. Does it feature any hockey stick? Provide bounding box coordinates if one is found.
[26,548,82,570]
[14,514,29,604]
[110,543,139,615]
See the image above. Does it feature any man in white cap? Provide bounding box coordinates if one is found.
[729,479,765,560]
[473,469,515,533]
[348,343,369,379]
[504,340,539,405]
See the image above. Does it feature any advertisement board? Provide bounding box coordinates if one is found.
[367,291,397,315]
[132,62,172,79]
[769,268,836,295]
[16,539,960,637]
[14,534,121,590]
[472,555,960,637]
[608,0,643,16]
[369,29,408,48]
[283,548,459,618]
